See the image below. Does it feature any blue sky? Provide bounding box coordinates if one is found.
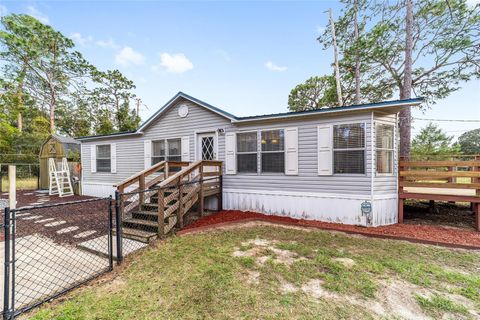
[1,0,479,140]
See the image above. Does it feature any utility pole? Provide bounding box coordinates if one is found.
[329,8,343,106]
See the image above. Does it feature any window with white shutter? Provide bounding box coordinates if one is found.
[144,140,152,168]
[317,125,333,175]
[285,127,298,175]
[110,143,117,173]
[261,129,285,173]
[376,123,394,174]
[237,132,257,173]
[151,140,164,165]
[225,132,236,174]
[181,136,190,161]
[90,144,97,173]
[333,123,365,174]
[96,145,111,172]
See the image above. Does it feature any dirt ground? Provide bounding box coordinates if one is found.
[183,209,480,248]
[404,200,476,230]
[0,190,110,244]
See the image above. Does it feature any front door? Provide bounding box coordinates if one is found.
[197,133,216,161]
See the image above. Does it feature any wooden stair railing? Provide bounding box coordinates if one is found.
[116,160,222,242]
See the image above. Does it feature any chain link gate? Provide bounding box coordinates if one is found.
[2,197,114,319]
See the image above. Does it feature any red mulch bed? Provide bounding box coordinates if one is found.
[182,210,480,249]
[0,190,110,244]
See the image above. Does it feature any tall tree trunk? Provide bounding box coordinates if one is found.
[400,0,414,158]
[329,8,343,106]
[354,0,361,104]
[17,113,22,132]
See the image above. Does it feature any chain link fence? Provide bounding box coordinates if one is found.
[0,164,40,193]
[2,197,113,318]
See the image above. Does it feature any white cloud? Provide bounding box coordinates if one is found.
[26,6,49,24]
[265,61,287,72]
[0,5,8,17]
[70,32,93,46]
[96,39,119,49]
[153,53,193,74]
[115,46,145,66]
[466,0,479,6]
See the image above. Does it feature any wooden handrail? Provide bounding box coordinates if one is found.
[400,171,480,178]
[159,161,202,187]
[400,161,480,167]
[115,161,166,190]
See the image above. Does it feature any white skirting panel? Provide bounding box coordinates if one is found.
[223,189,398,227]
[223,189,371,226]
[372,195,398,227]
[81,182,116,198]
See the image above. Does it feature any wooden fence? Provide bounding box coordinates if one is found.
[398,156,480,230]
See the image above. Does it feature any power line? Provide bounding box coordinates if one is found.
[412,117,480,122]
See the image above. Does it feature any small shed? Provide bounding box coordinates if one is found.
[39,134,80,189]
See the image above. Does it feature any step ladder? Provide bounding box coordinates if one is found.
[49,158,74,197]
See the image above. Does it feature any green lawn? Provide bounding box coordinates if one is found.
[1,176,38,192]
[30,225,480,320]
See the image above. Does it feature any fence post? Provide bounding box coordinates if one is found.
[114,191,123,264]
[3,207,11,320]
[108,196,114,271]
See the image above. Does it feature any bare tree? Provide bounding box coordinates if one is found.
[399,0,414,157]
[353,0,361,104]
[329,9,343,106]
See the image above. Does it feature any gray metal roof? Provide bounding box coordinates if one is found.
[77,92,424,141]
[52,134,80,145]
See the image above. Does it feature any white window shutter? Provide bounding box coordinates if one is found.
[181,136,190,161]
[90,144,96,173]
[110,143,117,173]
[144,140,151,169]
[318,125,333,175]
[285,127,298,175]
[225,132,236,174]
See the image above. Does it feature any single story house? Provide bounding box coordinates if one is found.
[77,92,422,227]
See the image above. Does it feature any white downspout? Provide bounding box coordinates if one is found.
[369,111,375,226]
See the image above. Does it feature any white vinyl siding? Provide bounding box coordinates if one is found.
[317,125,333,175]
[333,123,366,174]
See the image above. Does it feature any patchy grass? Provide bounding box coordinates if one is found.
[415,294,469,316]
[30,225,480,319]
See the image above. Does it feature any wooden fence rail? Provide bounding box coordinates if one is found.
[399,156,480,230]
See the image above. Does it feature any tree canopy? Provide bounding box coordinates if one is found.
[458,128,480,154]
[0,14,143,157]
[290,0,480,155]
[411,123,461,156]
